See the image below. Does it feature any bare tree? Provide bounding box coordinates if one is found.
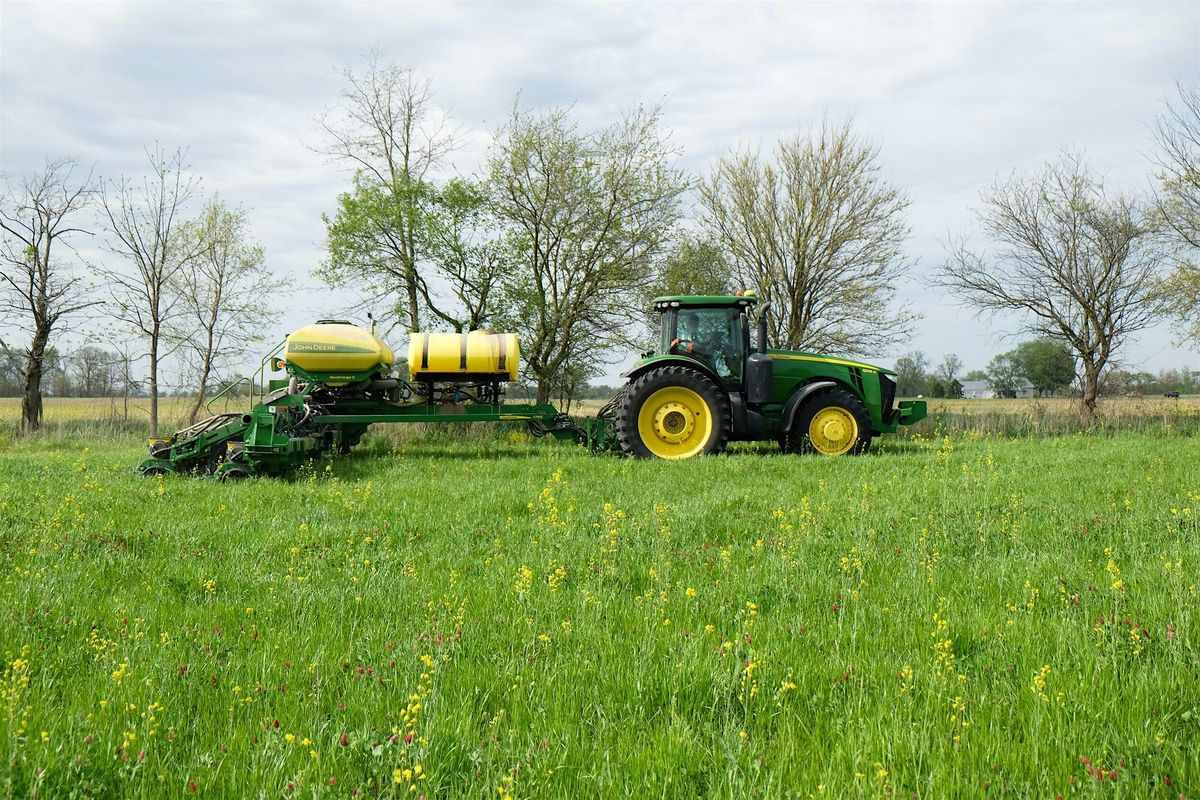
[0,159,97,431]
[487,102,687,404]
[316,54,458,331]
[936,353,963,385]
[892,351,929,397]
[171,197,278,424]
[1152,83,1200,343]
[100,146,203,437]
[1153,83,1200,249]
[70,345,121,397]
[935,154,1169,422]
[700,120,918,356]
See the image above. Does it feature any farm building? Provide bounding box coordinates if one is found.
[959,379,1035,399]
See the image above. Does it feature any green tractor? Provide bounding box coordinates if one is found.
[137,293,925,478]
[609,293,925,459]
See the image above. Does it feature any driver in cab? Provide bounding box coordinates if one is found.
[671,312,731,378]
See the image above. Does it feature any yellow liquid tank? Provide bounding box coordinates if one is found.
[408,331,520,382]
[285,322,395,377]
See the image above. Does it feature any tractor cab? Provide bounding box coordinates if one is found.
[651,294,759,385]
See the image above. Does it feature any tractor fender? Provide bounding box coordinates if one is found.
[781,380,839,434]
[624,355,725,389]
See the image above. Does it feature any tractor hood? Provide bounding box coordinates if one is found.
[766,350,895,376]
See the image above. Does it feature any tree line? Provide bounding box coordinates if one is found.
[894,341,1196,400]
[3,56,1199,433]
[0,344,132,399]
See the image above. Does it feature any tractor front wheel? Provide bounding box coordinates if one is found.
[615,366,731,459]
[785,387,872,456]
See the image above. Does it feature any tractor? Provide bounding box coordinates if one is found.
[137,293,926,478]
[608,293,924,458]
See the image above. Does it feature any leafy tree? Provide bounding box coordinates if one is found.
[947,378,964,399]
[936,153,1168,422]
[638,235,734,350]
[487,102,686,403]
[317,56,458,332]
[892,350,929,397]
[1013,338,1075,397]
[651,235,733,298]
[420,179,519,332]
[0,158,97,431]
[171,198,278,424]
[0,344,23,396]
[1160,367,1198,394]
[985,352,1024,398]
[962,369,988,382]
[700,120,917,356]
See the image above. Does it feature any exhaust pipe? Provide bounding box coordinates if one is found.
[757,301,771,354]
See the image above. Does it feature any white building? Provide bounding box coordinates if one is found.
[958,379,1035,399]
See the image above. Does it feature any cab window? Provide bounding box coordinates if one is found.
[670,307,745,383]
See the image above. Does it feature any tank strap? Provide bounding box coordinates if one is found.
[420,333,429,369]
[497,338,507,373]
[460,333,469,370]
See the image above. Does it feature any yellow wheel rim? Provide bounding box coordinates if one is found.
[808,406,858,456]
[636,386,713,460]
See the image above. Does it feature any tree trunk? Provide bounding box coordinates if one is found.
[188,327,216,425]
[406,267,420,332]
[403,228,420,331]
[148,327,160,438]
[20,327,49,433]
[1080,363,1100,425]
[536,379,551,405]
[188,364,210,426]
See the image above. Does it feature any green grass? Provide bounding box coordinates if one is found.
[0,429,1198,798]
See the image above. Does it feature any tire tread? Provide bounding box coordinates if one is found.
[614,365,731,459]
[784,386,872,456]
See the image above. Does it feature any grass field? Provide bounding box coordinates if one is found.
[1,422,1198,798]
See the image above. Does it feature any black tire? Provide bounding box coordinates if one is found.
[334,426,368,455]
[614,365,731,460]
[218,467,250,483]
[784,387,872,456]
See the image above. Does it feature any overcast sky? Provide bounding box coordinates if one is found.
[2,0,1198,383]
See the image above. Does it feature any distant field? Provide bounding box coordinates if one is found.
[2,393,1197,420]
[917,395,1200,437]
[926,395,1200,415]
[2,394,1198,441]
[0,396,251,426]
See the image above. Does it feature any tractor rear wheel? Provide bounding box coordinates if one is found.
[785,387,872,456]
[615,366,731,459]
